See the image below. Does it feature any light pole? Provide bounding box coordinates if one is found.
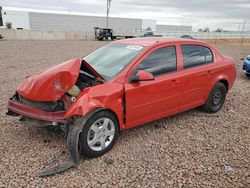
[107,0,111,28]
[242,19,246,32]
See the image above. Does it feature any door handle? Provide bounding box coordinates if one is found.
[169,79,179,86]
[207,70,214,74]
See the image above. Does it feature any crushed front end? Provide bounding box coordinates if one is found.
[7,92,66,127]
[6,92,80,176]
[6,58,105,176]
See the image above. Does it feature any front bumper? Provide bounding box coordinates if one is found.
[7,100,66,123]
[7,99,81,176]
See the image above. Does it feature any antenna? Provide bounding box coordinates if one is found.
[107,0,111,28]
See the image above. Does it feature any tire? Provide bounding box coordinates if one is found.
[78,110,119,158]
[202,82,227,113]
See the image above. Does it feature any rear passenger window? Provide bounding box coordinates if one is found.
[204,47,213,63]
[137,46,177,76]
[181,45,214,69]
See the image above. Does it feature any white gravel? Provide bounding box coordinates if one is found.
[0,41,249,188]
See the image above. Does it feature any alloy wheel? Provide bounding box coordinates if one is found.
[87,117,115,151]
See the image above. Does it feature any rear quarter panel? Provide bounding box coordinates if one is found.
[205,54,236,100]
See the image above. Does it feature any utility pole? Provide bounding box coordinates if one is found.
[242,19,246,32]
[238,23,241,32]
[107,0,111,28]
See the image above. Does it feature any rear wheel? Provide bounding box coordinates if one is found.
[79,111,119,157]
[202,82,227,113]
[98,37,103,41]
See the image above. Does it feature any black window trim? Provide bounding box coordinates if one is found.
[136,45,178,78]
[203,46,214,64]
[181,44,215,70]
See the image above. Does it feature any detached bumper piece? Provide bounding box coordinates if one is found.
[38,119,83,177]
[7,100,98,177]
[7,100,66,123]
[38,113,100,177]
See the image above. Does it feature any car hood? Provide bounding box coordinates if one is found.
[17,59,82,102]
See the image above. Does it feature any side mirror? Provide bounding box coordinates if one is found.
[130,70,155,83]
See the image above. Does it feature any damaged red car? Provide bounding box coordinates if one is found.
[7,38,236,176]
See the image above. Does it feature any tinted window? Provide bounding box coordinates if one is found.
[137,46,177,76]
[181,45,206,68]
[204,47,213,63]
[181,45,214,69]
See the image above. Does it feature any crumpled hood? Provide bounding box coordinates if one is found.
[17,59,81,102]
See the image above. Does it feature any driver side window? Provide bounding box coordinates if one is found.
[137,46,177,76]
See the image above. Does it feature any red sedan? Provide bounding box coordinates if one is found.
[7,38,236,176]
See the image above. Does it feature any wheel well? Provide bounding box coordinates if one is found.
[218,79,229,92]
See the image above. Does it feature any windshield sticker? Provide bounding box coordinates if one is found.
[126,45,143,51]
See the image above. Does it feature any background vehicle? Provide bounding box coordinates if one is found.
[94,27,134,40]
[242,55,250,77]
[180,35,195,39]
[94,27,114,40]
[143,30,154,37]
[6,38,236,176]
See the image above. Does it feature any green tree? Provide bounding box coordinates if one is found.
[203,27,210,32]
[5,22,12,29]
[215,28,223,32]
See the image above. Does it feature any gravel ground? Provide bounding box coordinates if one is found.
[0,41,249,188]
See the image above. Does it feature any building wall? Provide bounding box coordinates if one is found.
[156,24,192,33]
[1,28,250,41]
[29,12,142,37]
[0,6,193,38]
[1,9,30,29]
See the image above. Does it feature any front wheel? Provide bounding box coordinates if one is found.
[202,82,227,113]
[79,111,119,158]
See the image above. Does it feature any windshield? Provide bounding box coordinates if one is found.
[83,43,145,81]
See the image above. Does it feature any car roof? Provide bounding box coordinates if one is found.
[113,37,198,47]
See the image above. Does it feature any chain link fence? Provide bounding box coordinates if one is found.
[156,31,250,39]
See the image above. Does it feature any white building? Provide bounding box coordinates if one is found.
[0,6,192,38]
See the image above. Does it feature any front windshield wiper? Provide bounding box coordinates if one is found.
[79,70,95,79]
[82,59,106,83]
[79,70,104,83]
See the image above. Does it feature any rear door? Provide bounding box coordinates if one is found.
[179,44,215,111]
[124,45,182,128]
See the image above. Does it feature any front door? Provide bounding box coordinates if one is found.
[124,45,181,128]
